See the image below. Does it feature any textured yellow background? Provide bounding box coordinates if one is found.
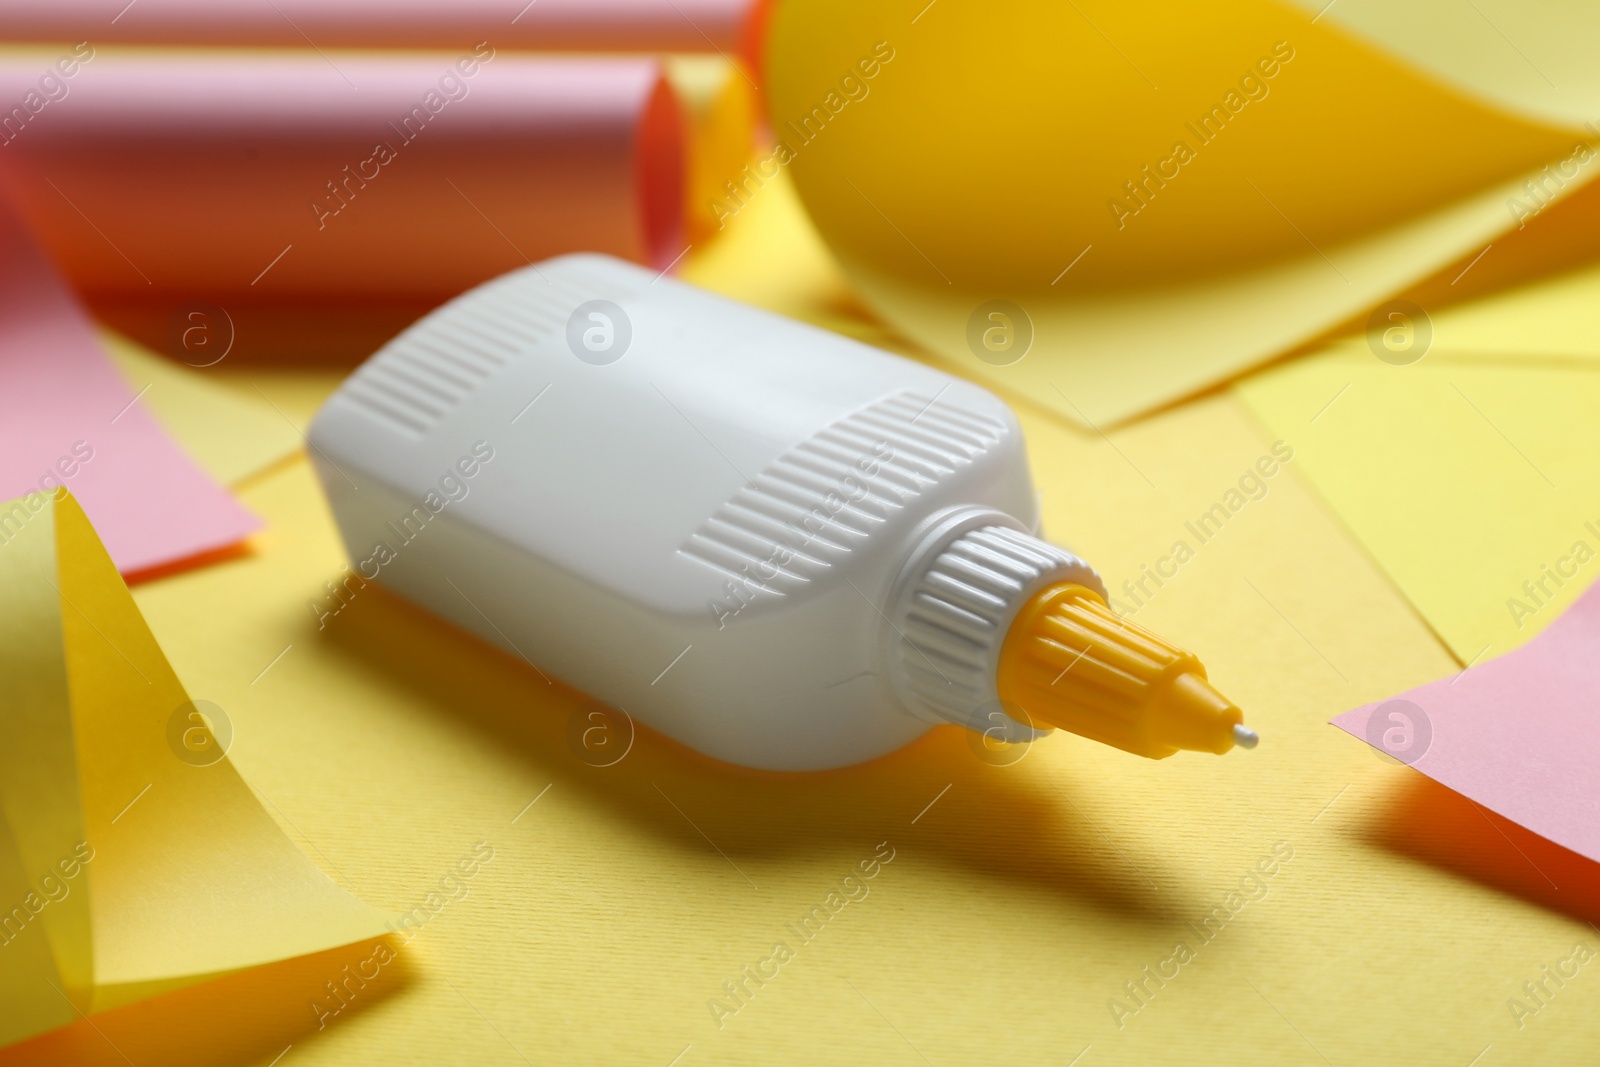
[5,174,1598,1066]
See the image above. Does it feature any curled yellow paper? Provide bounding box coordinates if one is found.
[0,489,386,1049]
[765,0,1600,426]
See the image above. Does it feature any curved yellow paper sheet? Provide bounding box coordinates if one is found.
[0,490,387,1048]
[1291,0,1600,127]
[765,0,1600,426]
[0,827,79,1050]
[0,494,87,1043]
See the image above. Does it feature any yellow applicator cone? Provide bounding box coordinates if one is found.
[997,583,1254,759]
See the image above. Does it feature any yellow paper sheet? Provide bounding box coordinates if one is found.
[0,490,388,1049]
[764,0,1600,427]
[1236,341,1600,663]
[16,382,1590,1066]
[8,184,1598,1065]
[1393,258,1600,366]
[99,330,302,487]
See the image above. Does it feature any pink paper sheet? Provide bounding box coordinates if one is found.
[1335,579,1600,864]
[0,199,259,574]
[0,1,769,68]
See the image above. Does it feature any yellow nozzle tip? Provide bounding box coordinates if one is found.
[1147,670,1245,756]
[996,583,1251,759]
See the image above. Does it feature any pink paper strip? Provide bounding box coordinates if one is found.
[0,1,769,68]
[1334,579,1600,864]
[0,198,260,574]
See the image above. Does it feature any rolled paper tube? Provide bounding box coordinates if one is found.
[0,0,772,73]
[0,50,685,301]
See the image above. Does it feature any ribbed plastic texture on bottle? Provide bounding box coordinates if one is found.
[894,525,1099,731]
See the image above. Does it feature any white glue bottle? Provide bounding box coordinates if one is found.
[308,254,1255,770]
